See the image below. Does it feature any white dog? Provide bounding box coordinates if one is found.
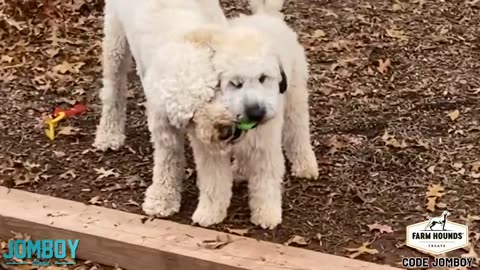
[94,0,318,229]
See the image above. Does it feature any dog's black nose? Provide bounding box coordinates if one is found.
[245,104,266,122]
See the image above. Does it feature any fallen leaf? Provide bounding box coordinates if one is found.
[327,135,346,155]
[426,184,445,198]
[345,242,379,259]
[52,151,66,158]
[1,55,13,63]
[94,167,120,179]
[470,172,480,179]
[59,169,76,179]
[468,161,480,172]
[377,58,391,74]
[386,28,408,41]
[427,165,436,174]
[284,235,309,246]
[426,197,437,212]
[52,61,85,74]
[125,175,142,186]
[101,183,123,192]
[381,131,407,148]
[436,202,447,209]
[392,3,403,11]
[88,196,101,205]
[124,199,140,207]
[367,223,393,234]
[448,110,460,121]
[226,228,249,236]
[312,29,326,38]
[57,126,80,136]
[14,173,31,186]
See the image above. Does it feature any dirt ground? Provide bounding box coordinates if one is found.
[1,0,480,269]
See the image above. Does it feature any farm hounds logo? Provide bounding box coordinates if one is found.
[403,211,473,268]
[1,239,79,267]
[406,211,468,255]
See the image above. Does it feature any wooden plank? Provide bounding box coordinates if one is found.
[0,187,401,270]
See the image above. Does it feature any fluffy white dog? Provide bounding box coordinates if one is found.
[94,0,318,229]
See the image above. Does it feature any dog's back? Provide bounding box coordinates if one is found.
[106,0,217,73]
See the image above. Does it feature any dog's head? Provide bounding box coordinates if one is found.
[441,210,450,217]
[185,26,287,130]
[188,98,242,152]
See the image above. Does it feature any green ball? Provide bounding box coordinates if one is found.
[236,120,257,130]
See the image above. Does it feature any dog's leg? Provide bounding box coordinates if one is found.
[240,123,285,229]
[190,137,233,227]
[142,112,185,217]
[93,5,132,151]
[282,59,319,179]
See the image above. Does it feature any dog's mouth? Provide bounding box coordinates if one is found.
[218,125,251,143]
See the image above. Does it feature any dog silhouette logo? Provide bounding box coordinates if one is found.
[406,211,468,255]
[424,210,450,231]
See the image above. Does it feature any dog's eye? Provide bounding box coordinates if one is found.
[259,74,267,83]
[229,81,243,89]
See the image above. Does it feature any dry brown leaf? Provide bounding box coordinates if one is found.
[59,169,76,179]
[377,58,391,74]
[52,61,85,74]
[386,29,408,40]
[284,235,309,246]
[381,131,407,148]
[312,29,326,38]
[52,150,66,158]
[94,167,120,179]
[448,110,460,121]
[468,161,480,172]
[426,197,437,212]
[367,223,393,234]
[14,173,31,186]
[88,195,101,205]
[57,126,80,136]
[426,184,445,198]
[345,242,379,258]
[1,55,13,63]
[327,135,346,155]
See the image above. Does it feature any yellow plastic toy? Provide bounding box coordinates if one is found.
[44,112,66,140]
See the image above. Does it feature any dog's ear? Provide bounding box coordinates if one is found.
[183,27,224,50]
[279,66,287,94]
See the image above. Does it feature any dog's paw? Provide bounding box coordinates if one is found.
[250,204,282,230]
[192,201,227,227]
[291,151,319,180]
[142,185,181,217]
[93,127,125,151]
[292,163,319,179]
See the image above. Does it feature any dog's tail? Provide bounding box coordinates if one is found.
[248,0,285,17]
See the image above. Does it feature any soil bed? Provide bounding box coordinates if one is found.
[0,0,479,268]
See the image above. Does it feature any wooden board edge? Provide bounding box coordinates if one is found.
[0,187,402,270]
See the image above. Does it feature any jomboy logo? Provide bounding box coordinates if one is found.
[2,239,79,266]
[406,211,468,255]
